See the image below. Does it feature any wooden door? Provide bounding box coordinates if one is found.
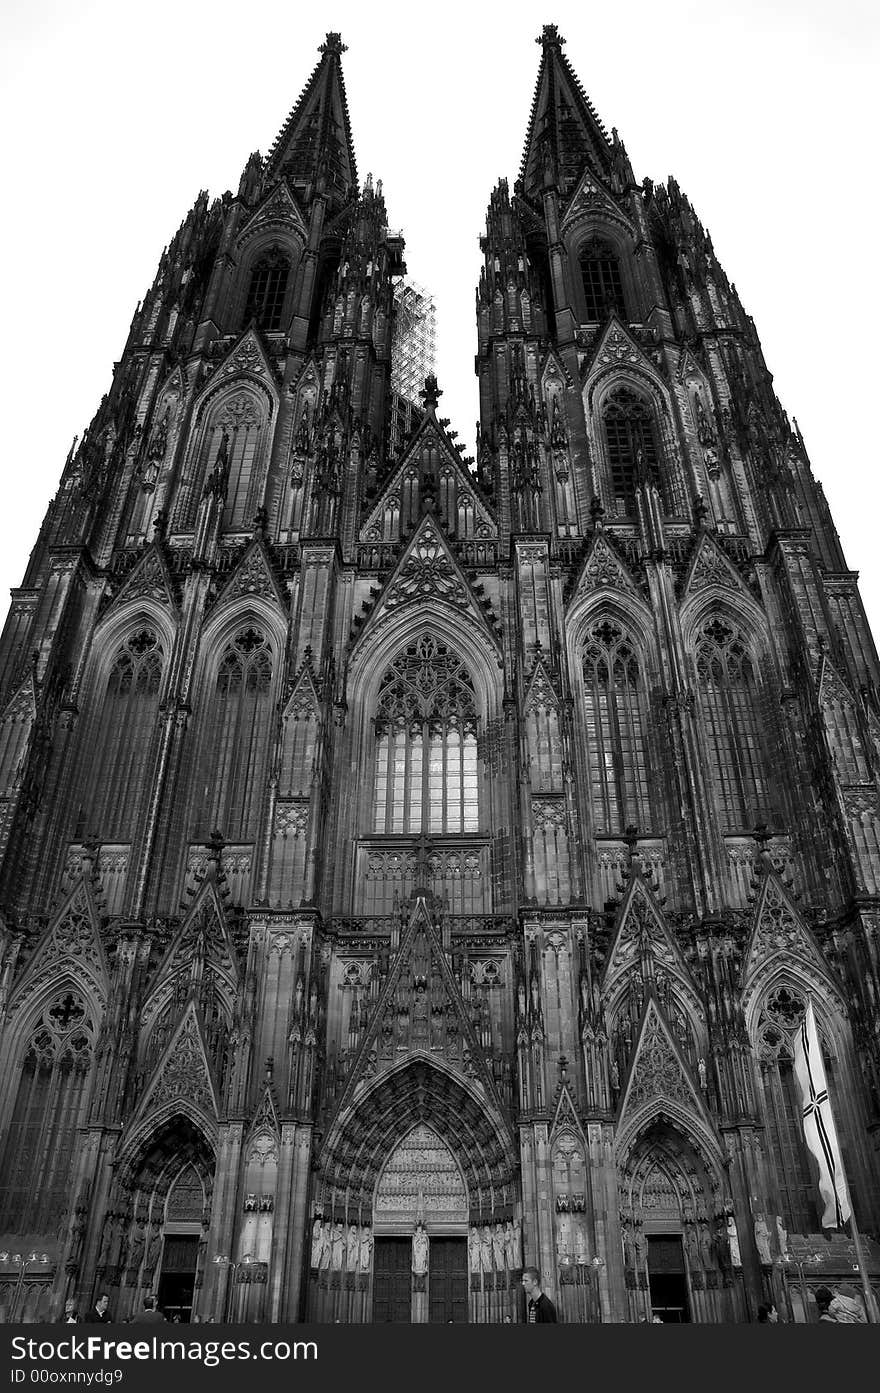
[372,1238,412,1323]
[428,1238,468,1324]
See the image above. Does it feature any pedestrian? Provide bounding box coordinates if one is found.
[814,1286,837,1323]
[131,1295,166,1324]
[521,1266,557,1323]
[88,1293,112,1324]
[757,1303,779,1323]
[61,1298,77,1324]
[828,1285,867,1323]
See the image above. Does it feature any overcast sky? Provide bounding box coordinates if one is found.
[1,0,878,635]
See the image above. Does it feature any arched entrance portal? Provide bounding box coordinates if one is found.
[308,1059,520,1322]
[618,1121,737,1323]
[372,1124,469,1323]
[97,1114,214,1322]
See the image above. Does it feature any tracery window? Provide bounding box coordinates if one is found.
[173,389,267,534]
[695,617,767,829]
[78,629,163,839]
[196,627,273,841]
[602,387,661,514]
[0,992,95,1231]
[756,985,825,1232]
[243,247,290,332]
[372,635,479,835]
[582,619,653,834]
[579,238,626,322]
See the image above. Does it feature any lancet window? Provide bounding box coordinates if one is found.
[77,629,163,839]
[579,238,626,322]
[602,387,660,514]
[243,247,290,332]
[694,617,767,829]
[0,992,95,1231]
[195,627,273,841]
[582,619,653,834]
[173,392,266,533]
[372,635,479,835]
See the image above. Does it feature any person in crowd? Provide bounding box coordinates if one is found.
[521,1267,557,1322]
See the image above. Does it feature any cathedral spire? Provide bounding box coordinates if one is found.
[519,24,613,199]
[265,32,357,202]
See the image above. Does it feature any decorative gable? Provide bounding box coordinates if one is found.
[742,871,830,987]
[561,170,633,235]
[1,669,37,724]
[524,657,560,713]
[12,877,109,1006]
[212,540,286,612]
[550,1081,586,1141]
[334,894,504,1111]
[360,419,495,546]
[618,997,707,1127]
[150,879,239,1001]
[354,516,499,649]
[136,1001,220,1120]
[238,179,308,244]
[818,656,857,710]
[107,545,177,613]
[215,328,276,385]
[680,532,750,602]
[584,315,656,379]
[567,530,637,603]
[601,875,692,992]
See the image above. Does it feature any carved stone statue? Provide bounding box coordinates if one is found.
[347,1223,360,1271]
[480,1223,494,1274]
[412,1222,429,1275]
[310,1218,326,1270]
[492,1222,505,1271]
[753,1213,772,1266]
[469,1226,481,1274]
[359,1225,373,1273]
[504,1219,521,1271]
[330,1221,345,1270]
[726,1214,741,1268]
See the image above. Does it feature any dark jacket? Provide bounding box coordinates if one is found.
[131,1309,166,1323]
[528,1292,558,1323]
[90,1308,112,1324]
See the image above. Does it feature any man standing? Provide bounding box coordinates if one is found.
[89,1294,112,1323]
[522,1267,557,1322]
[132,1295,166,1324]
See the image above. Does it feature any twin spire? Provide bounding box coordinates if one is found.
[265,31,357,198]
[265,27,614,205]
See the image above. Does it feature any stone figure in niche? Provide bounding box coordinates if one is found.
[511,1217,523,1270]
[726,1214,741,1268]
[330,1221,345,1270]
[480,1223,494,1273]
[347,1224,360,1271]
[412,1222,429,1275]
[359,1225,373,1273]
[684,1221,701,1271]
[753,1213,772,1266]
[492,1223,505,1271]
[468,1226,481,1274]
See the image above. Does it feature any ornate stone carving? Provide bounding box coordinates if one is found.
[384,521,470,610]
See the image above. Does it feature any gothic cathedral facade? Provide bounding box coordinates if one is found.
[0,28,878,1324]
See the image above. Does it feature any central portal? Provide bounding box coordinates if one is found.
[372,1239,413,1323]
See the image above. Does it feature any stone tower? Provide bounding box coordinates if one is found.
[0,28,877,1324]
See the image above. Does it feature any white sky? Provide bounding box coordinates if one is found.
[1,0,878,634]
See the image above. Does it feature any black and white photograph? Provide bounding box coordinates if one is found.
[0,0,878,1353]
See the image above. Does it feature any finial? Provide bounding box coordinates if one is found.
[538,24,565,48]
[319,32,347,57]
[419,375,442,413]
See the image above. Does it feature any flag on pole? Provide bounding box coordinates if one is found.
[792,998,851,1229]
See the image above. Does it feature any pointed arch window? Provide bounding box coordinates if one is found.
[602,387,661,515]
[244,247,290,332]
[582,619,653,834]
[76,628,163,840]
[579,238,626,322]
[173,393,266,533]
[0,992,95,1231]
[195,627,274,841]
[372,635,479,835]
[695,617,767,829]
